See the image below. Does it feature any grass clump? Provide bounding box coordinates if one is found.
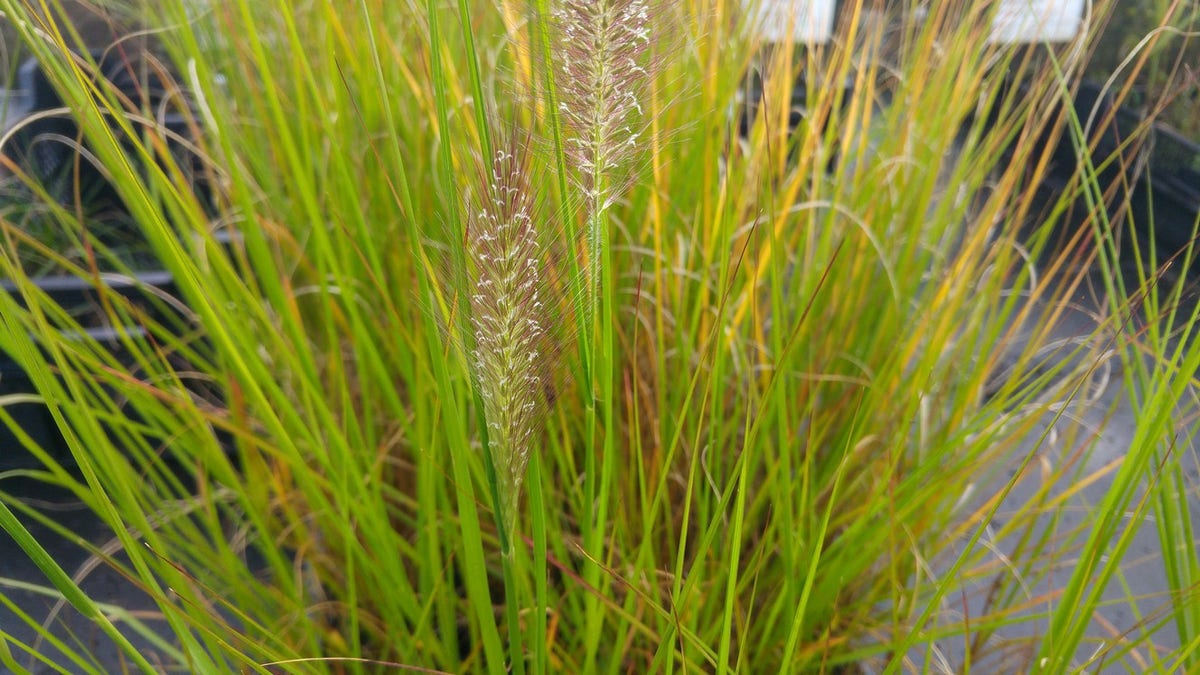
[0,0,1197,673]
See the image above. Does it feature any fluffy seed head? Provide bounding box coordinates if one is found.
[465,139,548,535]
[554,0,653,214]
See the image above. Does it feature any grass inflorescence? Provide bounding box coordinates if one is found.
[0,0,1197,673]
[464,134,550,544]
[554,0,653,223]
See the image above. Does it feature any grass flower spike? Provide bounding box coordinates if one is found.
[554,0,653,264]
[466,139,549,540]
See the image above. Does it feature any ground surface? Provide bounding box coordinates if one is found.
[1,476,173,673]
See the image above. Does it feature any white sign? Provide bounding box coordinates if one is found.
[745,0,835,44]
[990,0,1085,43]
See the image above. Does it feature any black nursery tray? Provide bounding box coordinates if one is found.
[0,51,223,471]
[739,72,1200,268]
[0,270,185,470]
[1042,80,1200,258]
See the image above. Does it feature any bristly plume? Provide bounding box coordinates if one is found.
[465,136,549,540]
[553,0,654,221]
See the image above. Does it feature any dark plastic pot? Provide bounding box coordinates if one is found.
[0,271,189,470]
[1037,80,1200,259]
[0,54,222,471]
[1136,123,1200,255]
[737,72,855,140]
[3,53,209,217]
[739,72,1200,266]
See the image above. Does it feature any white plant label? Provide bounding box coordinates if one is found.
[990,0,1085,43]
[745,0,835,44]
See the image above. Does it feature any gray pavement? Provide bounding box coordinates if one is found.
[0,476,173,673]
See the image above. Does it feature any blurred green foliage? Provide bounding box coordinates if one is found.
[1088,0,1199,141]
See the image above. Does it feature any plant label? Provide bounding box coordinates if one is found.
[990,0,1085,43]
[744,0,835,44]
